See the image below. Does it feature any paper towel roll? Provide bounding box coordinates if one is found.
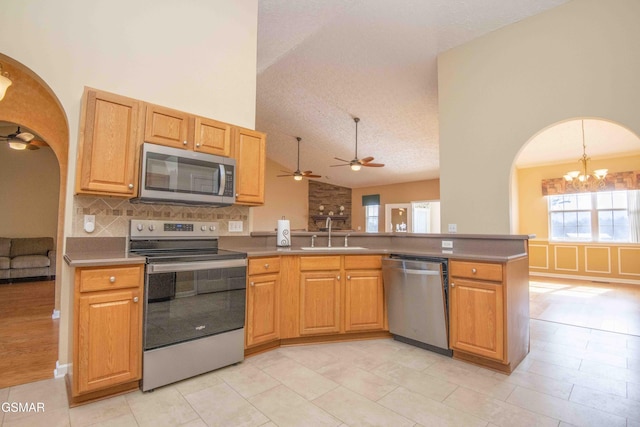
[277,219,291,247]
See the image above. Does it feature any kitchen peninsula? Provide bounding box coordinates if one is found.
[220,231,532,374]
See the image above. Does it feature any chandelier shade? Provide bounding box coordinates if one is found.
[563,120,608,192]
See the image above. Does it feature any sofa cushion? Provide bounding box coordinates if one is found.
[11,255,50,269]
[0,238,10,257]
[0,256,9,270]
[10,237,54,257]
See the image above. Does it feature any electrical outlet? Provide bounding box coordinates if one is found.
[228,221,243,232]
[84,215,96,233]
[448,224,457,233]
[442,240,453,249]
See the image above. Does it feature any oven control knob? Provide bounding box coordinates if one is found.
[201,225,207,231]
[148,225,155,231]
[137,224,144,231]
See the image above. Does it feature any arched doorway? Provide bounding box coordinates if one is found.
[512,118,640,335]
[0,53,69,385]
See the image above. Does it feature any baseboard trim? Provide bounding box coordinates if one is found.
[530,271,640,286]
[54,361,69,378]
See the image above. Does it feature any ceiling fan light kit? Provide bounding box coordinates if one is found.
[331,117,385,171]
[0,63,12,101]
[1,126,40,150]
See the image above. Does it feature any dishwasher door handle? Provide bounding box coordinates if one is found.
[403,268,441,276]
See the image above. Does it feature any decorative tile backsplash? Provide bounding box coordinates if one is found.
[73,196,250,237]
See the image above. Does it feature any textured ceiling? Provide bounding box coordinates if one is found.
[256,0,574,188]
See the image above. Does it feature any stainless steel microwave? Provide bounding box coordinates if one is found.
[132,143,236,206]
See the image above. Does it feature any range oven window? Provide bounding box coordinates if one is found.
[145,152,220,195]
[144,266,246,350]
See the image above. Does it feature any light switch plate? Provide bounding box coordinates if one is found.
[228,221,243,232]
[448,224,457,233]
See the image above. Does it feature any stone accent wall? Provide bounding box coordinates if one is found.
[73,196,250,237]
[308,181,352,231]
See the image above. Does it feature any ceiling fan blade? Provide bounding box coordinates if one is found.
[362,162,384,167]
[30,139,48,147]
[333,157,351,163]
[25,143,40,151]
[360,156,374,163]
[330,163,350,167]
[305,174,322,178]
[302,171,321,177]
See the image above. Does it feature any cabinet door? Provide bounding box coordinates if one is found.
[299,271,341,335]
[76,89,141,196]
[76,288,141,394]
[344,270,384,332]
[449,278,504,362]
[232,127,266,205]
[194,117,231,156]
[144,104,190,149]
[246,273,280,348]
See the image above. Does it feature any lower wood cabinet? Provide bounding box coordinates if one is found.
[448,258,529,373]
[70,264,144,405]
[299,270,341,335]
[246,257,281,348]
[344,259,385,332]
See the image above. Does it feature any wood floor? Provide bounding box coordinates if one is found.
[529,276,640,336]
[0,280,58,389]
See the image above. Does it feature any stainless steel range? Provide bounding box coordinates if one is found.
[129,219,247,391]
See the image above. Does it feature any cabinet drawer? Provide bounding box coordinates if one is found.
[300,256,341,271]
[344,255,382,270]
[248,257,281,275]
[450,260,502,282]
[78,265,143,292]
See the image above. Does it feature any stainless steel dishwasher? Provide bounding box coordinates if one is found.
[382,255,452,356]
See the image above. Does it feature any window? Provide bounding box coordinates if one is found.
[365,205,379,233]
[548,191,633,242]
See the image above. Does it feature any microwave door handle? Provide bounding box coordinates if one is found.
[218,164,226,196]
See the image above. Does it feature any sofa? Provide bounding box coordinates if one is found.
[0,237,56,281]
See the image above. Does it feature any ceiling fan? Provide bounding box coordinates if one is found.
[277,136,321,181]
[331,117,384,171]
[0,127,41,150]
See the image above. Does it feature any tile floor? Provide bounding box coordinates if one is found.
[1,319,639,427]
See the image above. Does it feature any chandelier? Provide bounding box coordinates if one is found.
[563,120,608,192]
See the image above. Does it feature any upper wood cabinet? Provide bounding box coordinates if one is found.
[76,88,142,197]
[144,104,231,156]
[194,117,231,156]
[232,127,266,205]
[144,104,190,149]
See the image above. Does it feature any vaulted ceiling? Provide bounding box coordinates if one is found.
[256,0,639,189]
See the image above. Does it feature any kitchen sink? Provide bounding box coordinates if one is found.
[300,246,367,251]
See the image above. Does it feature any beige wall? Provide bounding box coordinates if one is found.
[351,179,440,232]
[252,158,309,231]
[517,154,640,239]
[0,0,258,368]
[0,144,59,241]
[438,0,640,234]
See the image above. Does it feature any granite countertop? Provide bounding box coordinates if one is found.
[225,246,527,262]
[64,237,146,267]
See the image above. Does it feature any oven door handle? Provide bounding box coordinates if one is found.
[147,258,247,273]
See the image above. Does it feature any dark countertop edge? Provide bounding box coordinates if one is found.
[250,231,535,240]
[64,252,146,267]
[230,247,528,263]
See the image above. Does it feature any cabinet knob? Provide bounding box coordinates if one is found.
[128,183,134,189]
[250,281,255,287]
[451,283,455,288]
[337,275,341,280]
[109,276,116,283]
[264,263,269,269]
[347,275,351,280]
[471,268,477,274]
[133,297,139,303]
[183,140,188,146]
[196,143,201,147]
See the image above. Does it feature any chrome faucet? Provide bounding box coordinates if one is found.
[344,233,350,247]
[325,217,332,247]
[311,234,317,247]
